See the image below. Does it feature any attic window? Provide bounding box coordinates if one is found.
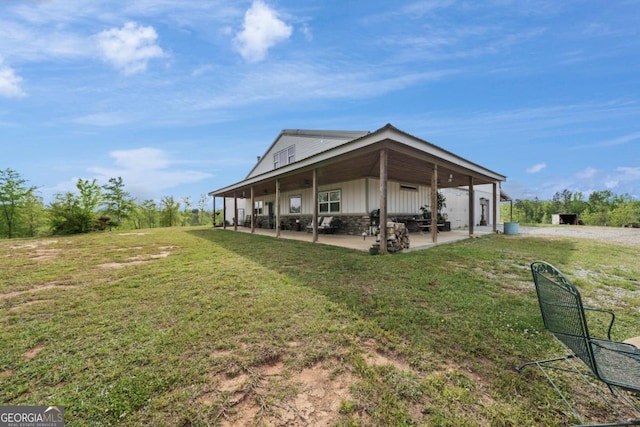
[274,145,295,169]
[400,184,418,191]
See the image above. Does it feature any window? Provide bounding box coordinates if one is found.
[319,190,340,213]
[254,201,263,215]
[289,196,301,214]
[274,145,295,169]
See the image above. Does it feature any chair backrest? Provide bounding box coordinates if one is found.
[320,217,332,228]
[307,217,323,228]
[530,261,598,375]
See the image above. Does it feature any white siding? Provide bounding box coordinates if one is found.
[248,134,361,178]
[220,197,249,224]
[441,184,500,228]
[441,188,469,229]
[253,178,368,216]
[367,178,431,215]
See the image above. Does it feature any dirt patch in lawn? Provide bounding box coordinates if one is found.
[0,369,14,379]
[205,360,354,427]
[360,338,412,372]
[97,249,173,269]
[9,299,55,311]
[0,282,77,300]
[9,239,59,250]
[24,344,46,360]
[7,240,62,261]
[30,248,62,261]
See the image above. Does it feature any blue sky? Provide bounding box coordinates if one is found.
[1,0,639,206]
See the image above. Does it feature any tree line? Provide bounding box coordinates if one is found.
[3,168,639,238]
[501,189,640,227]
[0,168,218,238]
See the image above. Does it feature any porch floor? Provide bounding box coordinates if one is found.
[221,226,498,252]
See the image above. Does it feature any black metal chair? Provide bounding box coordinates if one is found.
[518,261,640,426]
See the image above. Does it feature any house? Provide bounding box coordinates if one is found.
[208,123,506,253]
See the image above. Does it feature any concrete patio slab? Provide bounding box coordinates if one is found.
[220,226,497,252]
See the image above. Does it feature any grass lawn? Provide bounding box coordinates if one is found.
[1,227,640,426]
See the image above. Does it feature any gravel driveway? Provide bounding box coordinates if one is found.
[515,225,640,247]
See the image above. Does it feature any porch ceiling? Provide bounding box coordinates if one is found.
[219,140,496,199]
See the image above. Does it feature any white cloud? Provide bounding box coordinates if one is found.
[234,0,292,63]
[300,24,313,42]
[195,60,455,111]
[604,179,619,189]
[576,167,598,179]
[616,166,640,180]
[191,64,215,77]
[73,112,131,126]
[96,22,165,74]
[87,147,212,200]
[605,166,640,193]
[0,59,26,98]
[596,131,640,147]
[526,163,546,174]
[109,147,171,169]
[401,0,455,17]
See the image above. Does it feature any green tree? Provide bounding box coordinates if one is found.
[609,199,640,227]
[568,191,587,216]
[584,190,615,225]
[48,192,83,234]
[197,194,210,225]
[77,178,102,233]
[48,179,102,234]
[159,196,180,227]
[23,192,45,237]
[0,168,37,238]
[139,199,158,229]
[102,177,134,225]
[181,196,192,226]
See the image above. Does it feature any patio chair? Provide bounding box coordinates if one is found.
[318,216,334,233]
[517,261,640,426]
[306,217,324,233]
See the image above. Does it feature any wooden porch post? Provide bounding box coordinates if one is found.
[312,168,319,243]
[492,182,498,233]
[431,165,438,244]
[250,186,255,233]
[233,192,238,231]
[468,176,475,236]
[379,148,388,254]
[223,197,227,229]
[275,179,281,238]
[212,196,216,227]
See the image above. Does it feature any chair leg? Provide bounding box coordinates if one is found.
[518,355,640,426]
[516,353,577,373]
[517,354,586,424]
